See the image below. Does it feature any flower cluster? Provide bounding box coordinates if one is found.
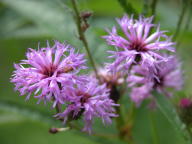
[11,41,117,133]
[11,14,185,134]
[103,14,183,105]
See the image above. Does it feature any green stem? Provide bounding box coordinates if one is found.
[173,0,188,40]
[151,0,158,18]
[149,111,159,144]
[71,0,100,80]
[142,0,150,16]
[117,0,138,17]
[115,106,124,137]
[184,2,192,31]
[56,103,62,113]
[116,101,136,144]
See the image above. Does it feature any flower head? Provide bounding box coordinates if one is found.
[180,98,192,108]
[11,41,86,106]
[178,98,192,126]
[56,77,118,134]
[95,67,124,102]
[103,15,175,73]
[97,67,125,86]
[127,56,183,105]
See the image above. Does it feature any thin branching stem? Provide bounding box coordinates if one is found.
[184,2,192,31]
[173,0,188,40]
[142,0,150,16]
[71,0,100,81]
[151,0,158,22]
[117,0,138,18]
[151,0,158,16]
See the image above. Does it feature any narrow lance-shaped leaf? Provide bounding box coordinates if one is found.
[154,91,192,143]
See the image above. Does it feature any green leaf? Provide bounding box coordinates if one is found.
[1,0,77,43]
[0,101,59,126]
[0,122,100,144]
[1,26,50,39]
[0,0,108,65]
[0,101,122,144]
[154,92,191,143]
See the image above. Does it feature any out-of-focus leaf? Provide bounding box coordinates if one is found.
[154,92,191,143]
[1,0,77,43]
[0,121,101,144]
[0,112,24,124]
[1,0,113,66]
[0,9,28,37]
[2,26,50,39]
[0,101,123,144]
[0,101,59,126]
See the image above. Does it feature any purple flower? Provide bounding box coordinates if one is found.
[180,98,192,108]
[103,15,175,73]
[127,56,183,105]
[56,77,118,134]
[11,41,87,107]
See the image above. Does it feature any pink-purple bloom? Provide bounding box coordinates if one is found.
[127,56,183,105]
[11,41,87,107]
[103,15,175,73]
[180,98,192,108]
[56,77,118,134]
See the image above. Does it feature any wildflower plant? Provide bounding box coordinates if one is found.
[6,0,192,143]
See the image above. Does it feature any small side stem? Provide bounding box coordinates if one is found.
[56,103,62,113]
[71,0,100,80]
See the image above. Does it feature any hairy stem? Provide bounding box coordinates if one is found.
[71,0,100,80]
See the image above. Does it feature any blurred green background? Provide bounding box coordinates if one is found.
[0,0,192,144]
